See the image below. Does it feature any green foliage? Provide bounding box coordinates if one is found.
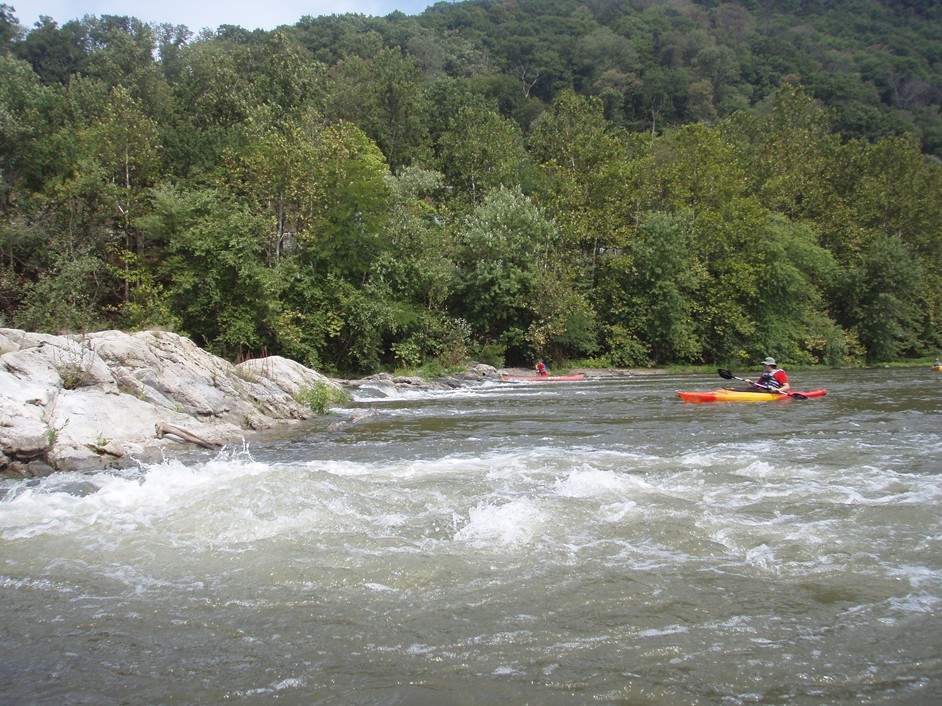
[378,166,455,310]
[264,265,330,371]
[324,47,431,170]
[470,342,505,369]
[226,109,390,280]
[438,102,530,205]
[294,382,349,415]
[0,54,61,192]
[2,4,942,372]
[528,272,598,361]
[148,185,274,358]
[107,248,182,332]
[529,90,631,281]
[600,324,651,369]
[838,234,926,362]
[740,217,840,365]
[14,255,110,333]
[598,211,706,365]
[452,187,556,360]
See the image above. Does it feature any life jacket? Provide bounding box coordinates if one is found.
[759,369,785,388]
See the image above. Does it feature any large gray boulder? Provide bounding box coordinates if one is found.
[0,329,343,476]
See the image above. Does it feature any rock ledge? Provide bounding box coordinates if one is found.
[0,329,341,476]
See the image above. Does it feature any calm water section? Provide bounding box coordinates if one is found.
[0,367,940,704]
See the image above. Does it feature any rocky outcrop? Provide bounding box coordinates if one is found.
[339,364,498,396]
[0,329,343,476]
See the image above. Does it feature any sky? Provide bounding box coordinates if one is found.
[12,0,440,32]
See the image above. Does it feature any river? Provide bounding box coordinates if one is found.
[1,367,940,705]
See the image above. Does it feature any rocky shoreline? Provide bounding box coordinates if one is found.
[0,328,654,477]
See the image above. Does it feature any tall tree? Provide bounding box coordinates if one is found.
[226,109,389,281]
[80,85,161,303]
[529,90,630,291]
[325,47,431,171]
[0,3,23,50]
[438,102,529,206]
[16,17,88,85]
[148,185,273,358]
[839,234,926,362]
[595,210,706,366]
[451,187,555,361]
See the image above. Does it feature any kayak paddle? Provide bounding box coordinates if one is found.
[717,369,808,400]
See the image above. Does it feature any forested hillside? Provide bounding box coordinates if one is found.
[1,0,940,373]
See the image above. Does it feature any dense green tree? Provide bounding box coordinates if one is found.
[595,211,706,366]
[438,102,529,205]
[324,47,431,170]
[263,261,340,371]
[738,217,842,366]
[81,15,160,90]
[3,1,942,367]
[451,187,557,361]
[225,108,390,280]
[15,17,88,85]
[838,234,926,362]
[257,31,326,119]
[721,85,840,220]
[377,166,455,312]
[14,253,110,333]
[529,90,630,289]
[0,3,22,49]
[289,13,383,65]
[84,86,161,244]
[0,54,62,197]
[149,186,274,358]
[11,161,121,332]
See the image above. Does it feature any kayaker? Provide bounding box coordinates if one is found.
[744,357,790,393]
[536,358,548,376]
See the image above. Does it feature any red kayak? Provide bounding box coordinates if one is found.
[677,388,827,402]
[500,373,586,382]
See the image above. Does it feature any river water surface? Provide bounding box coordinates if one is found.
[1,367,940,705]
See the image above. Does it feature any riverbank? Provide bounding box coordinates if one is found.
[0,328,348,477]
[6,328,658,476]
[7,326,924,477]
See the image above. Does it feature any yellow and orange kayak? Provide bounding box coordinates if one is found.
[677,388,827,402]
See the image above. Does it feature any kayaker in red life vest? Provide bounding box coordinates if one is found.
[744,357,790,393]
[536,359,548,376]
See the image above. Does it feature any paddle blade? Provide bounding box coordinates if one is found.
[717,369,734,380]
[787,392,808,400]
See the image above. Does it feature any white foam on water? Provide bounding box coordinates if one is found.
[1,432,938,600]
[454,497,547,548]
[351,379,506,403]
[637,624,689,638]
[885,591,942,614]
[553,466,646,498]
[305,452,507,480]
[0,448,271,540]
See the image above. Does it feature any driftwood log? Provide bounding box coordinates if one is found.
[155,422,221,449]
